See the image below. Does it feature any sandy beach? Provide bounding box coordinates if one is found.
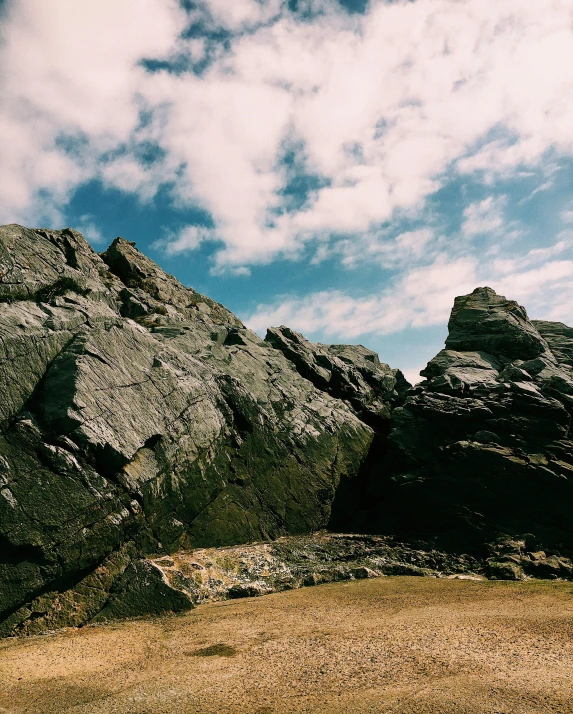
[1,576,572,713]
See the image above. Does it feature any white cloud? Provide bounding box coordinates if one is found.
[247,255,478,339]
[315,226,437,269]
[461,196,507,237]
[153,225,217,255]
[490,232,573,276]
[402,366,425,386]
[77,215,105,246]
[491,256,573,325]
[0,0,185,223]
[2,0,573,270]
[247,233,573,343]
[200,0,284,31]
[518,179,554,205]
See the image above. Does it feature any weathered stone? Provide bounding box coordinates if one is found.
[351,566,381,579]
[93,559,193,621]
[357,287,573,559]
[487,560,526,581]
[3,228,573,637]
[0,546,134,637]
[446,287,551,360]
[103,534,484,611]
[0,224,374,634]
[533,320,573,369]
[0,225,120,304]
[265,326,409,428]
[521,554,573,579]
[228,583,272,598]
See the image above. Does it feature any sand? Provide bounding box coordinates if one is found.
[1,576,572,713]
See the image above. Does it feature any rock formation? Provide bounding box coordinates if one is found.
[348,287,573,580]
[1,224,573,636]
[0,224,374,635]
[265,326,409,429]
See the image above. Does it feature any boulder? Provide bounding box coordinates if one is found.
[445,287,552,360]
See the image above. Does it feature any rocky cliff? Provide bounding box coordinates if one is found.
[1,224,573,636]
[348,287,573,579]
[0,224,380,635]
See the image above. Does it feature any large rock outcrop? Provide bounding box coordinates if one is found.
[3,225,573,636]
[356,287,573,568]
[0,224,375,635]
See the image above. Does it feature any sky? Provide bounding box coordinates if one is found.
[1,0,573,383]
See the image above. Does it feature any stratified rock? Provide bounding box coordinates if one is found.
[0,224,373,635]
[92,558,193,622]
[532,320,573,369]
[363,286,573,557]
[264,327,409,532]
[0,546,134,637]
[265,326,409,429]
[4,229,573,637]
[0,225,117,303]
[445,287,551,360]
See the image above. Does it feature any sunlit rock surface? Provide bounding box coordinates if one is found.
[0,225,374,635]
[2,225,573,637]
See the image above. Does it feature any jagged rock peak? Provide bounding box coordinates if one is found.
[100,235,242,328]
[364,285,573,561]
[0,224,116,304]
[445,286,551,361]
[265,325,410,428]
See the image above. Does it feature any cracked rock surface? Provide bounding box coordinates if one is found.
[2,225,573,637]
[0,224,374,635]
[353,286,573,575]
[265,326,409,429]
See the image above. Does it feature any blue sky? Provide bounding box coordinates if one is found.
[2,0,573,382]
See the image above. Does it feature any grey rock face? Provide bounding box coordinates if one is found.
[532,320,573,369]
[0,224,373,635]
[265,326,409,429]
[4,233,573,637]
[263,327,410,532]
[446,287,551,360]
[363,286,573,559]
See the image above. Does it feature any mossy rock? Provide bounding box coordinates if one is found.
[93,560,193,621]
[487,560,526,581]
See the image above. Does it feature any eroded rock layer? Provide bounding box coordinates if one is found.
[2,224,573,636]
[265,326,409,429]
[352,287,573,573]
[0,224,374,635]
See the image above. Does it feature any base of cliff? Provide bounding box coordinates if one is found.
[2,531,572,638]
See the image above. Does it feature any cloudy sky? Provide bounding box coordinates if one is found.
[2,0,573,382]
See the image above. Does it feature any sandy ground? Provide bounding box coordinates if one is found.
[1,577,572,714]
